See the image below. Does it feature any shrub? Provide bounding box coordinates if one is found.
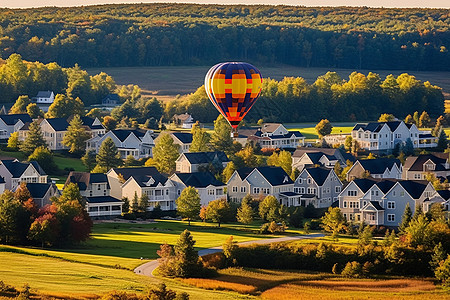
[435,255,450,287]
[362,261,374,277]
[309,219,322,230]
[341,261,363,278]
[268,221,286,234]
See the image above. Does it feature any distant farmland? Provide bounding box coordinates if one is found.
[87,66,450,102]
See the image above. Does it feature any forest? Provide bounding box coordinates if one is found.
[0,4,449,70]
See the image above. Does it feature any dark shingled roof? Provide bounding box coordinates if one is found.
[25,183,52,198]
[173,172,224,188]
[183,151,229,165]
[375,179,397,194]
[353,121,402,133]
[397,180,429,199]
[172,132,193,144]
[80,116,101,129]
[293,147,355,163]
[0,114,32,126]
[404,154,448,171]
[437,190,450,201]
[305,167,332,186]
[111,129,147,142]
[280,191,302,197]
[255,166,293,186]
[112,167,168,187]
[65,172,109,191]
[1,160,46,177]
[36,91,53,98]
[356,158,401,174]
[46,118,69,131]
[352,178,379,193]
[86,196,122,204]
[370,201,384,211]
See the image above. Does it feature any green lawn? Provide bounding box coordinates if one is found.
[286,124,354,140]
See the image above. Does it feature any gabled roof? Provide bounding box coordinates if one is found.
[293,147,355,163]
[352,178,379,193]
[173,113,192,122]
[173,172,224,188]
[369,201,384,211]
[111,129,148,142]
[374,179,397,194]
[45,118,69,131]
[65,172,109,191]
[79,116,104,130]
[404,154,448,171]
[268,131,304,140]
[353,121,402,133]
[102,94,120,101]
[183,151,229,165]
[0,160,46,177]
[304,167,332,186]
[397,180,429,199]
[261,123,282,133]
[25,183,53,199]
[437,190,450,201]
[36,91,53,98]
[86,196,122,204]
[236,127,260,138]
[356,158,401,174]
[171,132,193,144]
[241,166,293,186]
[0,114,32,126]
[113,167,168,187]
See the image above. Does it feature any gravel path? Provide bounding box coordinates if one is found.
[134,233,325,278]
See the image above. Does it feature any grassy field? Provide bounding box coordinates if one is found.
[86,66,450,102]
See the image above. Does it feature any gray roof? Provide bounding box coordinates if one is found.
[46,118,69,131]
[86,196,122,204]
[0,114,32,126]
[111,129,148,142]
[65,172,109,191]
[173,172,224,188]
[238,166,293,186]
[353,121,403,133]
[183,151,229,164]
[0,160,46,177]
[112,167,168,187]
[356,158,401,174]
[172,132,193,144]
[404,154,448,172]
[36,91,53,98]
[305,167,332,186]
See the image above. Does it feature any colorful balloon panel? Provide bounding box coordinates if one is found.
[205,62,262,129]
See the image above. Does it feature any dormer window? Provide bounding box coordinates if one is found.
[283,176,289,183]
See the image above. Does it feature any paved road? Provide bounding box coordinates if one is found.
[134,233,325,278]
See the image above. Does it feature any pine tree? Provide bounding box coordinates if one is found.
[19,120,47,155]
[138,194,149,213]
[172,229,202,277]
[63,115,91,154]
[7,132,19,150]
[81,150,97,171]
[222,161,236,183]
[399,202,412,233]
[436,130,448,151]
[130,192,139,213]
[176,186,201,225]
[153,133,180,174]
[237,197,254,224]
[210,115,233,153]
[189,122,210,152]
[95,137,122,171]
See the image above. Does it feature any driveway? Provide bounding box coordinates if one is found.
[134,233,325,278]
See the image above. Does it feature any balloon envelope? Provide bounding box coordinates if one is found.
[205,62,262,129]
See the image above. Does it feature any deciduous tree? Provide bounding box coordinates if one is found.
[315,119,332,138]
[176,187,201,225]
[63,115,91,154]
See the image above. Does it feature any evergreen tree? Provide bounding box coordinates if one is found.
[59,182,84,204]
[210,115,233,153]
[172,229,202,278]
[7,132,20,150]
[130,192,139,213]
[81,150,97,171]
[153,133,180,174]
[436,130,448,152]
[189,122,210,152]
[430,242,446,270]
[63,115,91,154]
[95,137,122,171]
[236,197,254,224]
[222,161,236,183]
[138,194,149,213]
[176,186,201,225]
[399,202,413,233]
[19,120,47,155]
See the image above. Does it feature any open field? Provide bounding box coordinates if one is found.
[87,66,450,101]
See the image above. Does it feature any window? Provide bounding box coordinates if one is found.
[232,186,238,193]
[347,190,357,196]
[98,184,101,190]
[253,187,260,194]
[335,186,341,193]
[89,206,98,212]
[177,189,181,196]
[307,187,316,194]
[387,214,395,222]
[208,189,214,195]
[112,205,121,211]
[400,191,405,197]
[343,201,347,208]
[240,186,246,193]
[387,201,395,209]
[298,178,303,184]
[307,178,311,184]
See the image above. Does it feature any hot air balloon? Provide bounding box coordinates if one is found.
[205,62,262,137]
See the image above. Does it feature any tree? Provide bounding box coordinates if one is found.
[189,122,210,152]
[267,150,292,175]
[413,111,420,125]
[222,161,236,183]
[351,140,361,155]
[404,213,432,248]
[46,94,83,119]
[81,150,97,171]
[19,120,47,155]
[399,203,413,233]
[27,214,58,248]
[28,146,57,174]
[153,133,180,174]
[7,132,20,150]
[435,255,450,287]
[176,187,201,225]
[402,138,414,156]
[235,145,258,168]
[172,229,203,278]
[436,130,448,152]
[430,242,446,271]
[210,115,233,153]
[378,113,395,122]
[63,115,91,154]
[0,191,27,244]
[367,153,376,159]
[95,137,122,171]
[138,194,149,213]
[26,103,43,119]
[321,207,346,239]
[124,155,140,167]
[404,114,414,124]
[10,95,31,114]
[433,115,445,137]
[236,196,254,224]
[14,182,31,203]
[315,119,332,138]
[419,111,431,128]
[60,182,84,205]
[102,116,117,131]
[222,236,238,264]
[259,195,281,222]
[344,136,353,152]
[205,198,231,227]
[130,192,139,213]
[357,224,374,246]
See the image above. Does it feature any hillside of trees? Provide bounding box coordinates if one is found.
[0,4,449,70]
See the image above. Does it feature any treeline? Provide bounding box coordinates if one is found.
[168,71,444,122]
[0,4,449,70]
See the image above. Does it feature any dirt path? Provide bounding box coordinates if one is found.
[134,233,325,278]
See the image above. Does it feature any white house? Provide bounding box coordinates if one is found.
[85,196,123,218]
[33,91,55,104]
[169,132,193,153]
[0,159,48,190]
[175,151,230,173]
[86,129,154,159]
[346,158,402,181]
[238,123,304,149]
[0,114,32,139]
[173,113,194,129]
[170,172,226,207]
[102,94,120,107]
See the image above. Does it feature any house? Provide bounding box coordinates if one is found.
[290,167,343,208]
[39,118,70,150]
[237,123,304,149]
[346,158,402,181]
[102,94,120,107]
[169,132,192,153]
[79,116,106,137]
[65,172,110,198]
[33,91,55,104]
[0,114,32,139]
[402,154,450,180]
[292,147,355,171]
[0,159,48,190]
[338,178,440,226]
[20,183,60,208]
[176,151,230,173]
[85,196,123,218]
[107,167,176,211]
[86,129,154,159]
[170,172,226,207]
[351,120,435,152]
[227,166,294,203]
[173,113,194,129]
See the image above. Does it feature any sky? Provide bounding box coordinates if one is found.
[1,0,450,9]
